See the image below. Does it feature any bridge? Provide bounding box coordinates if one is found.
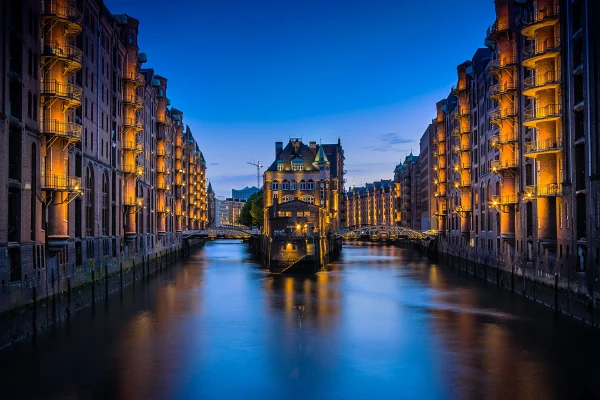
[182,226,261,239]
[334,225,433,241]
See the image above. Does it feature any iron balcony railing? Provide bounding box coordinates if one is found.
[486,55,518,74]
[156,148,168,157]
[156,182,171,191]
[122,141,143,153]
[123,164,144,176]
[41,41,82,67]
[525,137,563,154]
[489,81,517,97]
[124,197,144,207]
[123,94,144,107]
[486,19,509,38]
[41,0,83,26]
[41,175,81,192]
[123,70,145,85]
[490,131,519,148]
[122,117,143,130]
[453,144,470,153]
[40,80,82,103]
[489,107,517,123]
[453,107,470,119]
[453,125,470,136]
[524,4,560,26]
[491,195,518,205]
[451,82,468,95]
[525,183,563,197]
[491,159,518,172]
[41,119,82,141]
[524,104,562,123]
[523,37,561,60]
[523,70,560,91]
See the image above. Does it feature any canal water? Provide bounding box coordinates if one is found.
[0,240,598,399]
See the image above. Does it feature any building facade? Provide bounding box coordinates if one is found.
[394,153,421,230]
[0,0,207,313]
[215,197,245,227]
[232,186,260,201]
[429,0,600,296]
[263,139,345,236]
[344,180,396,228]
[419,124,437,231]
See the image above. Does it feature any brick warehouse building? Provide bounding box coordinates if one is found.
[344,180,396,228]
[429,0,600,297]
[394,153,421,230]
[0,0,207,314]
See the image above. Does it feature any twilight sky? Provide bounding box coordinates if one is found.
[106,0,494,197]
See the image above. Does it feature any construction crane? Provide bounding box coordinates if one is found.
[246,160,263,189]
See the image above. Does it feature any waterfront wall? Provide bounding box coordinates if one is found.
[436,243,600,328]
[0,237,204,349]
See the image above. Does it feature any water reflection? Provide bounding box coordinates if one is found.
[0,240,598,399]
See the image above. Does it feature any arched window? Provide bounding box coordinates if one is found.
[271,180,278,190]
[307,180,315,190]
[102,171,109,235]
[85,164,94,236]
[282,196,293,203]
[495,181,501,197]
[301,196,314,204]
[282,180,289,190]
[496,212,501,234]
[290,180,296,190]
[300,180,306,190]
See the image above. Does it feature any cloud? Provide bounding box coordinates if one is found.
[209,162,220,166]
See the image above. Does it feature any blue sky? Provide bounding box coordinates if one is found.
[106,0,495,197]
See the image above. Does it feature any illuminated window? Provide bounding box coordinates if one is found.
[271,180,278,190]
[282,180,289,190]
[277,164,283,171]
[292,163,303,171]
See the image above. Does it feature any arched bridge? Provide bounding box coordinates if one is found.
[334,225,433,241]
[183,226,261,239]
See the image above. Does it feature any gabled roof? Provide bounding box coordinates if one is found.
[266,139,319,172]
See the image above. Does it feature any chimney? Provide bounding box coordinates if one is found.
[275,142,283,158]
[309,141,317,151]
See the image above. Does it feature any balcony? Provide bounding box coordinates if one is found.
[123,93,144,109]
[453,143,470,154]
[523,104,562,127]
[486,19,509,40]
[460,162,471,170]
[491,195,518,206]
[524,137,563,157]
[434,208,448,217]
[486,55,518,75]
[434,191,446,199]
[489,81,517,99]
[41,175,81,192]
[41,0,83,36]
[156,148,168,158]
[123,164,144,176]
[453,125,470,137]
[525,183,563,198]
[453,107,470,120]
[40,42,82,73]
[156,166,170,174]
[522,4,560,38]
[122,141,143,154]
[41,119,82,142]
[523,71,560,97]
[489,107,517,125]
[156,181,171,192]
[451,82,467,95]
[40,80,82,108]
[123,197,144,207]
[123,117,143,132]
[490,131,518,148]
[522,37,561,68]
[123,70,145,87]
[437,131,446,143]
[491,159,518,173]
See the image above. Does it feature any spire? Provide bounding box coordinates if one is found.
[207,180,214,194]
[314,145,329,164]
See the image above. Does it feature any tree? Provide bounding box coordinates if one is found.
[238,189,264,228]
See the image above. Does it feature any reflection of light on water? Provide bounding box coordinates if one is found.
[429,266,439,287]
[285,277,294,312]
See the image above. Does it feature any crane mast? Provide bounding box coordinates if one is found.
[246,160,263,189]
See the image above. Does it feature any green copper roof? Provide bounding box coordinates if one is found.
[314,145,329,164]
[291,157,303,164]
[277,159,284,164]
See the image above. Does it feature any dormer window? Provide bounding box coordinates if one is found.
[292,163,303,171]
[277,164,283,171]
